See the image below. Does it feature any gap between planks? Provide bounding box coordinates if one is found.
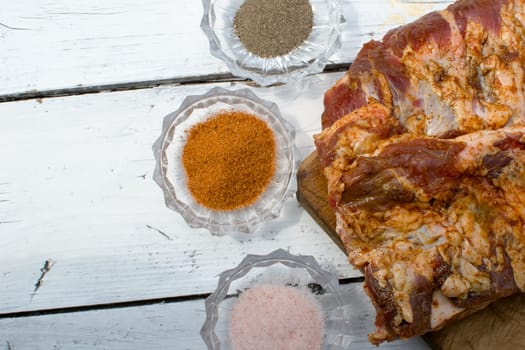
[0,277,364,320]
[0,293,211,320]
[0,64,350,103]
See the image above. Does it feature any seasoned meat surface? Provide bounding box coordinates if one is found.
[322,0,525,136]
[315,0,525,344]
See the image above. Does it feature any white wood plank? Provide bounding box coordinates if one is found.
[0,72,364,314]
[0,0,452,95]
[0,284,431,350]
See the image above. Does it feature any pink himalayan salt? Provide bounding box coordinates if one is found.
[229,284,325,350]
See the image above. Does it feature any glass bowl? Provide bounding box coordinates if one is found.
[152,87,296,235]
[201,249,347,350]
[201,0,344,86]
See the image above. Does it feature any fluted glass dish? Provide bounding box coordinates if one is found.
[201,249,347,349]
[201,0,343,86]
[152,87,296,235]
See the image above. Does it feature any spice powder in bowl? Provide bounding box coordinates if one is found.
[229,284,325,350]
[233,0,314,58]
[153,87,296,235]
[201,0,343,86]
[182,111,276,211]
[200,249,347,349]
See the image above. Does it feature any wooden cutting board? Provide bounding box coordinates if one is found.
[296,151,525,350]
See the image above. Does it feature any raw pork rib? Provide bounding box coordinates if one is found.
[315,0,525,344]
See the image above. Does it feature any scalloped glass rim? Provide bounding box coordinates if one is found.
[201,0,344,86]
[152,87,296,235]
[200,249,347,349]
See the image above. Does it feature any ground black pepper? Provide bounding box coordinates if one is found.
[233,0,314,58]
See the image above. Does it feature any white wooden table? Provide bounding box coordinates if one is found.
[0,1,453,348]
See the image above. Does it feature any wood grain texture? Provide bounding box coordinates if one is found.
[0,73,363,315]
[424,293,525,350]
[297,151,341,252]
[0,0,452,95]
[296,151,525,350]
[0,284,430,350]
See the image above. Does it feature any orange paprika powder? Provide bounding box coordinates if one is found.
[182,111,276,211]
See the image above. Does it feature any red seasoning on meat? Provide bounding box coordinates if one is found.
[315,0,525,345]
[322,0,519,136]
